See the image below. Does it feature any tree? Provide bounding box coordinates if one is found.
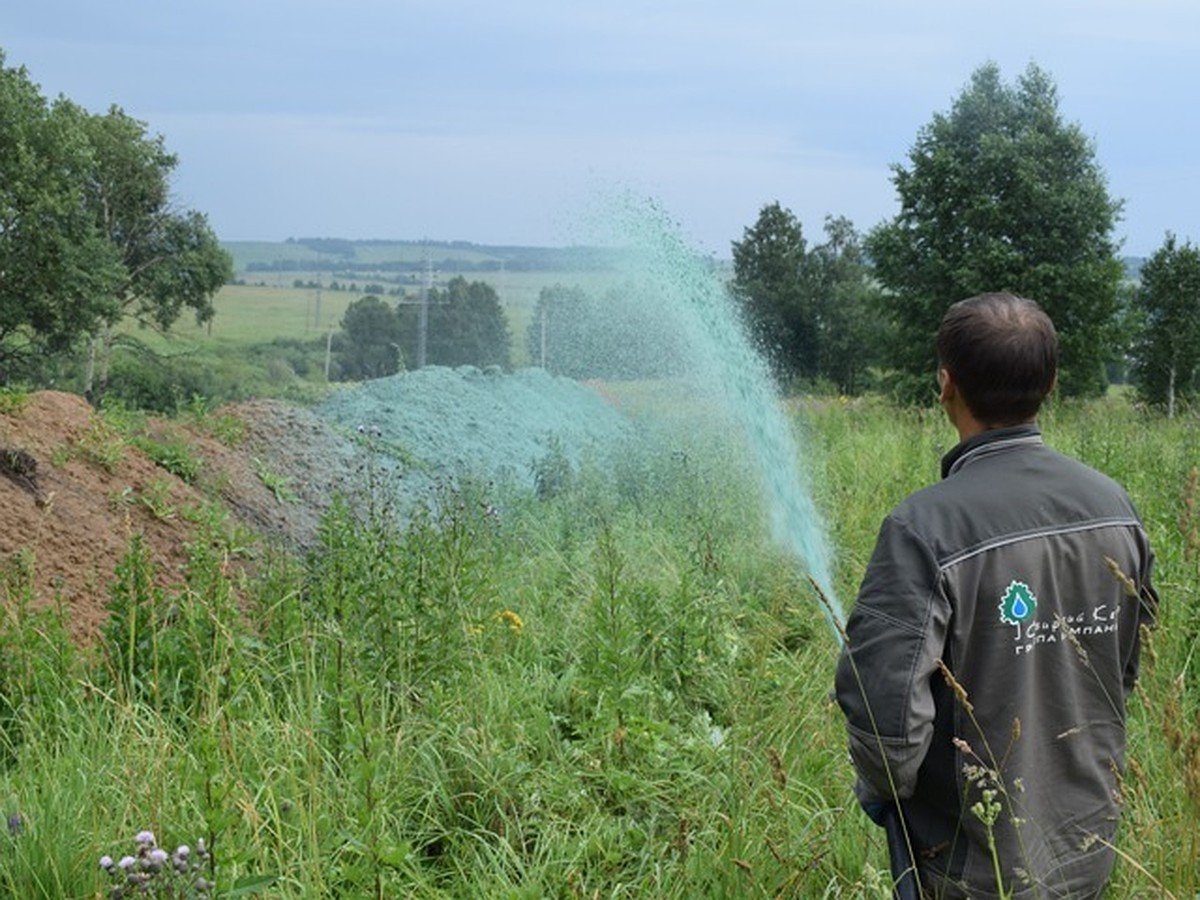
[80,106,233,401]
[1131,234,1200,417]
[398,276,510,369]
[731,202,817,383]
[809,216,883,395]
[731,204,879,392]
[0,53,231,394]
[0,54,123,378]
[338,295,404,380]
[866,62,1125,402]
[526,284,591,375]
[525,282,688,381]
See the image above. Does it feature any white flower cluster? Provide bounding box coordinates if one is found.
[99,830,214,899]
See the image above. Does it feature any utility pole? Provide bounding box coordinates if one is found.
[417,251,431,368]
[324,322,334,380]
[540,304,547,370]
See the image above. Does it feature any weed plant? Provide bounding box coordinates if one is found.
[0,394,1194,897]
[0,387,31,416]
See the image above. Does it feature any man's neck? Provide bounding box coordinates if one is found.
[954,415,1037,444]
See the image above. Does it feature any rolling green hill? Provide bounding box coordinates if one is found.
[224,238,634,278]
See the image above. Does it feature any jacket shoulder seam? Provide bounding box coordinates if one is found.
[938,517,1144,571]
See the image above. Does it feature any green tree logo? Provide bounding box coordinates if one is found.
[999,580,1037,625]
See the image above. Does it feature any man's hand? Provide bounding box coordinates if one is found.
[860,799,892,827]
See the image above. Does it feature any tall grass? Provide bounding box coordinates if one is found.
[0,395,1195,897]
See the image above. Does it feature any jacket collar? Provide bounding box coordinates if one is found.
[940,423,1043,479]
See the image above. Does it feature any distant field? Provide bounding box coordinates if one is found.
[223,241,335,268]
[166,284,352,344]
[150,274,620,368]
[234,267,641,310]
[130,240,731,369]
[279,269,628,311]
[224,238,729,307]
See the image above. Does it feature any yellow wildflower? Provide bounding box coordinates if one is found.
[496,609,525,633]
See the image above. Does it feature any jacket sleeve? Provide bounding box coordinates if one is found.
[834,513,950,803]
[1123,533,1160,698]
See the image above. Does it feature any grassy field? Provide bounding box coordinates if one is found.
[211,239,726,369]
[0,386,1195,897]
[138,268,672,376]
[106,239,732,391]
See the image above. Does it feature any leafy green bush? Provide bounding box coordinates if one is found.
[103,353,226,414]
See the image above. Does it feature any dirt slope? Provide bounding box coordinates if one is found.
[0,392,363,644]
[0,392,202,642]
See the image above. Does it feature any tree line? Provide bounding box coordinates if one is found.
[339,61,1198,412]
[727,62,1198,412]
[335,277,512,379]
[246,241,632,274]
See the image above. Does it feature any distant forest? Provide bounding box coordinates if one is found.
[234,238,637,274]
[230,237,1144,281]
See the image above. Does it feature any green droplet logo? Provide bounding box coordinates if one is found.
[999,580,1037,625]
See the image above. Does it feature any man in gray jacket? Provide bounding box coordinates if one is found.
[835,293,1158,898]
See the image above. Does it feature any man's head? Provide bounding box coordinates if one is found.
[936,292,1058,429]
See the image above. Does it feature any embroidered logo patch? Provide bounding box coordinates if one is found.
[999,580,1037,625]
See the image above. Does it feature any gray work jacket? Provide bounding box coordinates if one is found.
[835,424,1158,898]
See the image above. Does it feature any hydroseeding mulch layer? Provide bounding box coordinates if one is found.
[235,366,634,548]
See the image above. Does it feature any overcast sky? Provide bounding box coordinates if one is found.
[5,1,1198,257]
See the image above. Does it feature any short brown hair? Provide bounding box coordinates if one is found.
[937,293,1057,424]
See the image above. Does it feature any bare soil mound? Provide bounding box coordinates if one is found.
[0,392,205,643]
[0,392,369,643]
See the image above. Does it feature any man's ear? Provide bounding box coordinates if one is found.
[938,367,955,404]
